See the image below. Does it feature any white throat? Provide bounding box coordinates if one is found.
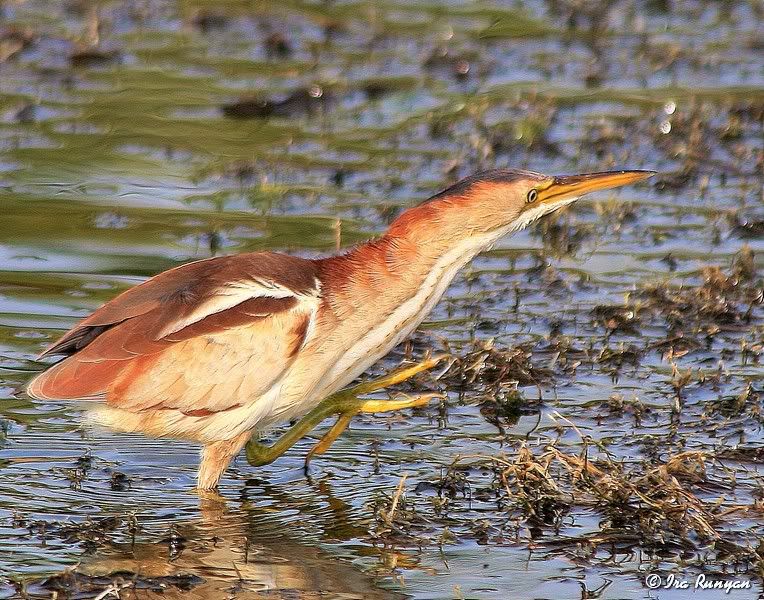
[507,198,579,234]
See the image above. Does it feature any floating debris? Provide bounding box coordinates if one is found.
[34,570,204,597]
[264,32,292,59]
[190,10,229,33]
[440,339,553,391]
[222,85,329,119]
[0,26,36,62]
[69,48,121,68]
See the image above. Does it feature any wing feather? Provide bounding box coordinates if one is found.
[27,252,320,415]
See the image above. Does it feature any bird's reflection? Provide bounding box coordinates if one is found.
[76,478,404,599]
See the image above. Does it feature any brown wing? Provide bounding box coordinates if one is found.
[37,252,318,358]
[27,252,320,416]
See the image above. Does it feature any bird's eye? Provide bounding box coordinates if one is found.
[526,189,538,204]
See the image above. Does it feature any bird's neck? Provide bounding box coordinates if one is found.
[310,206,507,397]
[320,208,507,315]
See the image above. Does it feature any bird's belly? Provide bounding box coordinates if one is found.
[253,333,415,430]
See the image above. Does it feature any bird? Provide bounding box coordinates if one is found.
[27,167,654,490]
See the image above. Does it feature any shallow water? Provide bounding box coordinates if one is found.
[1,0,763,598]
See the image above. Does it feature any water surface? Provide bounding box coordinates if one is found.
[1,0,763,597]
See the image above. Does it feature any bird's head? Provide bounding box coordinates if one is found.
[388,168,654,245]
[508,169,655,232]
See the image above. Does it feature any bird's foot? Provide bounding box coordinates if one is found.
[304,391,442,467]
[343,354,446,395]
[244,355,446,468]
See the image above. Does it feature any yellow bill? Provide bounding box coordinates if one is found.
[537,170,656,205]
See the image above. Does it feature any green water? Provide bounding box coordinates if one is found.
[1,0,763,598]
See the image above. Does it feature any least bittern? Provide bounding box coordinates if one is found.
[28,168,653,489]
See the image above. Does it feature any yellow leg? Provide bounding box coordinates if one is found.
[245,356,445,468]
[305,412,355,467]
